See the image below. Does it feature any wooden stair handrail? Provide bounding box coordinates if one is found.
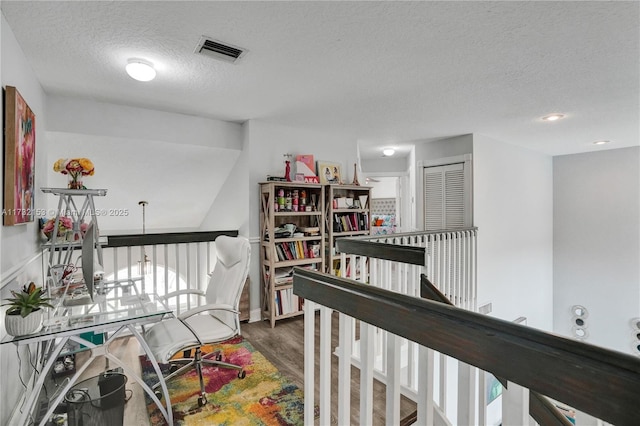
[413,276,572,426]
[293,268,640,426]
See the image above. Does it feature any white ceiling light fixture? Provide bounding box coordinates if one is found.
[593,140,610,145]
[382,148,396,157]
[126,59,156,82]
[541,113,566,122]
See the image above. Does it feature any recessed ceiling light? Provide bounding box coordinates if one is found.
[541,113,565,122]
[382,148,395,156]
[126,59,156,82]
[593,140,610,145]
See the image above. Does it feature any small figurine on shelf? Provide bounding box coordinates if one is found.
[352,163,360,186]
[284,153,293,182]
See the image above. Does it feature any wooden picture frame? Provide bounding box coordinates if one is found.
[4,86,36,226]
[317,161,342,184]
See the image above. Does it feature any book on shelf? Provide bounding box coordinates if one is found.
[274,287,303,316]
[272,241,319,261]
[333,212,370,232]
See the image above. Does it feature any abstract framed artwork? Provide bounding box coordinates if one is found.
[4,86,36,225]
[317,160,342,184]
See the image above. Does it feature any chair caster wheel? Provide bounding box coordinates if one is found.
[154,390,163,401]
[169,364,179,373]
[216,353,223,361]
[238,370,246,379]
[198,395,207,407]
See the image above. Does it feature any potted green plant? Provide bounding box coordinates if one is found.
[3,282,53,336]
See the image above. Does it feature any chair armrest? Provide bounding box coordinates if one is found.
[159,289,206,302]
[178,303,239,320]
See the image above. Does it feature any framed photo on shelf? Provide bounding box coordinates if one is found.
[317,161,342,184]
[4,86,36,226]
[295,154,316,177]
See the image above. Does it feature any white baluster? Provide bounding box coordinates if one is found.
[319,306,332,424]
[338,313,353,424]
[503,380,529,426]
[303,300,316,425]
[360,322,375,425]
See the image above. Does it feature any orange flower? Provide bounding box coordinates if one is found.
[78,158,94,175]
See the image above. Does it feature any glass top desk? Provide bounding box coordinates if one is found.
[1,282,174,426]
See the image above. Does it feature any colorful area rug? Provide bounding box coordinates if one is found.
[140,335,306,425]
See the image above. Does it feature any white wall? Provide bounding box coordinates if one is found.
[369,177,398,199]
[246,120,358,317]
[553,147,640,354]
[415,134,473,161]
[1,13,48,273]
[361,156,409,174]
[45,96,246,233]
[0,14,48,425]
[473,134,553,330]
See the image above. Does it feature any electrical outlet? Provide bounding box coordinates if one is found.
[479,302,492,315]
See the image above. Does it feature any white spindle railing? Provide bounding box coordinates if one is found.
[334,229,477,410]
[306,228,528,425]
[103,244,199,314]
[99,232,236,315]
[299,248,631,426]
[359,229,478,310]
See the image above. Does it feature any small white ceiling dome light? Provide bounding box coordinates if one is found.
[593,140,610,145]
[126,59,156,82]
[382,148,396,157]
[541,113,566,122]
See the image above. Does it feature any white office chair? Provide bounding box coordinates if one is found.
[144,235,250,407]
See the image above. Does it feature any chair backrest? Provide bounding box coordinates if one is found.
[205,235,251,329]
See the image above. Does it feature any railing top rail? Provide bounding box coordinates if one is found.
[336,226,477,266]
[293,268,640,426]
[345,226,478,241]
[420,276,572,426]
[336,239,425,265]
[104,230,238,247]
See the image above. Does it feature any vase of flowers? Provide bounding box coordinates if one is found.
[53,158,95,189]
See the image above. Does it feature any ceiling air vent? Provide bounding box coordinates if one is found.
[195,36,246,63]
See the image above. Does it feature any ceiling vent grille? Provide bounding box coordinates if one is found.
[195,36,246,63]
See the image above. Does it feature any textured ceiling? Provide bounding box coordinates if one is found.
[2,1,638,158]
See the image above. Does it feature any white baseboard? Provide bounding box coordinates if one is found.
[249,308,262,323]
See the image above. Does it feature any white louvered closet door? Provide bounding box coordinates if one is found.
[423,163,467,230]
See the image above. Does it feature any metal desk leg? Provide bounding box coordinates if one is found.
[17,337,69,426]
[35,335,103,426]
[128,325,173,426]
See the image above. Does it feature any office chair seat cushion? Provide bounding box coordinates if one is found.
[145,315,238,364]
